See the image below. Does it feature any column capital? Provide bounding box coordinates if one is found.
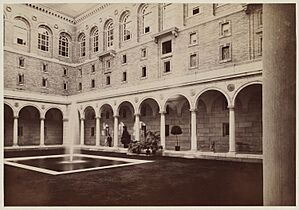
[40,117,45,120]
[13,116,19,119]
[189,108,197,112]
[95,116,101,119]
[113,114,119,118]
[80,117,85,121]
[63,118,69,122]
[227,105,235,110]
[159,111,166,115]
[134,113,140,117]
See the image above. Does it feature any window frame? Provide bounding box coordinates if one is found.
[219,43,232,63]
[219,20,232,38]
[189,52,199,69]
[59,33,70,57]
[38,26,50,52]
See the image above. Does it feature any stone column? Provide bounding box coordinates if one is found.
[134,113,140,141]
[263,4,296,205]
[62,118,68,146]
[113,115,119,147]
[95,116,101,146]
[80,118,85,146]
[190,109,197,151]
[13,116,18,146]
[40,117,45,146]
[160,111,166,149]
[228,106,236,153]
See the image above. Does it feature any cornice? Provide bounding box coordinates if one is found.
[74,3,111,24]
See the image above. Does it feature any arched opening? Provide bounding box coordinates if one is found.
[196,90,229,152]
[165,94,191,151]
[90,26,99,53]
[100,104,114,146]
[45,108,63,145]
[139,98,160,141]
[84,106,96,145]
[4,104,13,146]
[118,101,135,147]
[235,84,262,154]
[18,106,40,145]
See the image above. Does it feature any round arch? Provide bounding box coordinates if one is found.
[194,87,230,108]
[162,93,192,112]
[17,103,42,117]
[137,96,161,114]
[45,106,64,119]
[116,100,136,115]
[4,104,14,146]
[232,81,262,106]
[99,103,114,116]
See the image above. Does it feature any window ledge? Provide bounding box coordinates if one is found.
[140,57,147,61]
[42,71,49,74]
[161,53,173,59]
[189,66,198,70]
[219,58,232,64]
[162,71,172,76]
[98,50,116,61]
[219,34,232,39]
[121,63,127,66]
[140,76,147,80]
[121,81,128,84]
[153,27,179,43]
[188,43,199,48]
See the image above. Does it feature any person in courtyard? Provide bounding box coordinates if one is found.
[106,133,112,147]
[121,126,131,148]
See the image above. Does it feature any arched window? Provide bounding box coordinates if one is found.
[105,20,113,48]
[59,32,70,57]
[90,27,99,53]
[38,25,51,51]
[121,12,131,41]
[13,17,30,46]
[140,5,152,34]
[78,33,86,57]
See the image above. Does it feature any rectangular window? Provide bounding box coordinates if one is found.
[63,68,68,76]
[220,44,232,62]
[141,48,147,58]
[142,66,147,77]
[78,82,82,91]
[91,127,95,136]
[122,54,127,64]
[106,75,111,85]
[189,32,197,45]
[17,38,24,45]
[165,125,169,137]
[91,79,95,88]
[91,64,95,73]
[220,21,231,37]
[162,40,172,54]
[258,35,263,56]
[164,60,171,73]
[19,58,25,68]
[18,126,23,136]
[190,53,198,68]
[18,74,24,85]
[42,63,47,72]
[63,82,67,90]
[42,78,47,87]
[144,26,150,33]
[257,10,263,27]
[122,72,127,82]
[223,123,229,136]
[192,7,200,15]
[78,68,82,77]
[106,60,111,69]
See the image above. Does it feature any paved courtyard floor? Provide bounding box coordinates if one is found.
[4,149,263,206]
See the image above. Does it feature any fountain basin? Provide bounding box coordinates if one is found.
[4,154,153,175]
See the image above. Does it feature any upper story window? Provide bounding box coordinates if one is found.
[219,43,232,63]
[121,12,132,41]
[59,32,71,57]
[91,79,95,88]
[42,78,48,88]
[78,68,82,77]
[122,71,127,82]
[141,48,147,58]
[38,25,52,52]
[90,27,99,53]
[19,57,25,68]
[141,66,147,78]
[140,4,152,34]
[106,75,111,85]
[42,63,48,72]
[162,40,172,54]
[63,67,68,76]
[13,16,30,47]
[122,54,127,64]
[257,10,263,27]
[18,74,24,85]
[220,20,231,37]
[63,82,68,90]
[91,64,95,73]
[105,20,114,49]
[189,31,198,46]
[78,82,82,91]
[78,33,86,57]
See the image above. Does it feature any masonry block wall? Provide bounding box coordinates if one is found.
[18,107,40,145]
[4,105,13,146]
[45,110,63,145]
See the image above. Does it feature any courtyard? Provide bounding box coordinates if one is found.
[4,149,262,206]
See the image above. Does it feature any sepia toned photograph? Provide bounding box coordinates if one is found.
[2,2,296,207]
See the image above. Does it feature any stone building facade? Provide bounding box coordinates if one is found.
[3,3,263,158]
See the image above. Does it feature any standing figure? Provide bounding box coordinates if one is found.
[106,133,112,147]
[121,126,131,148]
